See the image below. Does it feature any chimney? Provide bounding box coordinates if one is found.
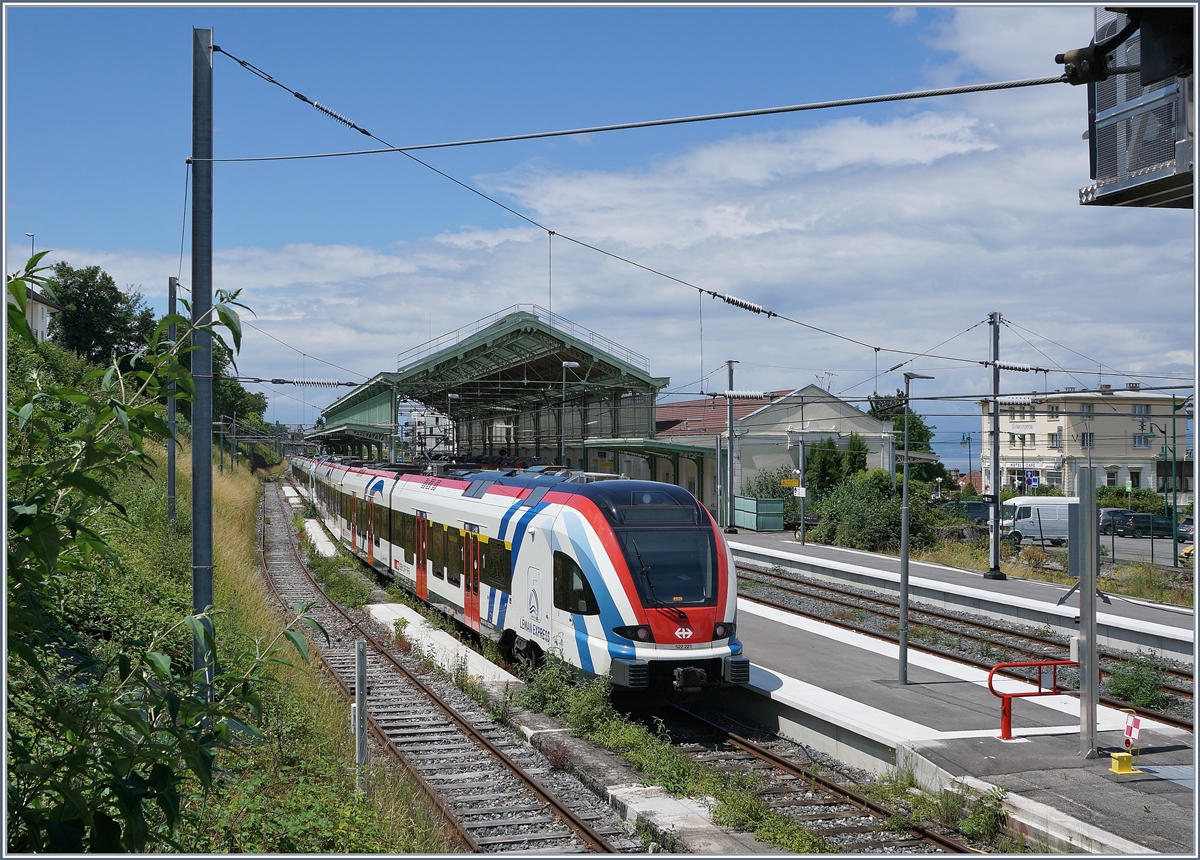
[1126,382,1141,390]
[1100,384,1113,394]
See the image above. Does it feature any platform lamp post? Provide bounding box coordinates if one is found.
[25,232,34,255]
[561,361,580,466]
[899,371,933,685]
[447,392,460,458]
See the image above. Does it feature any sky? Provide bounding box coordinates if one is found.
[4,3,1196,471]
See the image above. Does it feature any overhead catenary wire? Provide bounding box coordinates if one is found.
[210,45,1070,370]
[242,320,370,380]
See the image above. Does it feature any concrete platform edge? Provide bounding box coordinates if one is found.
[730,677,1161,854]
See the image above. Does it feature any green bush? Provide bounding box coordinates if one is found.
[1103,650,1169,710]
[810,469,936,552]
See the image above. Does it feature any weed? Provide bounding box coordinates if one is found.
[392,617,409,642]
[540,737,571,771]
[979,636,994,659]
[959,786,1008,842]
[1104,650,1169,710]
[1022,547,1049,570]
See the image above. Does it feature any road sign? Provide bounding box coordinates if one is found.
[982,494,996,504]
[1125,480,1132,492]
[1031,476,1039,488]
[1025,469,1034,480]
[793,487,806,498]
[780,478,800,487]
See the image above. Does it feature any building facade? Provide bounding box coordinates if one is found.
[979,384,1193,505]
[6,286,60,343]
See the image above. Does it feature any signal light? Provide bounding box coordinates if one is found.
[613,625,654,643]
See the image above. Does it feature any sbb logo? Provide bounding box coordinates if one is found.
[674,627,693,640]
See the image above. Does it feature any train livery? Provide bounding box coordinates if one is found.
[289,456,749,693]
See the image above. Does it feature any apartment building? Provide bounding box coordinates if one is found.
[979,383,1193,505]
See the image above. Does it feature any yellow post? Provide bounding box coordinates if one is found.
[1109,752,1143,775]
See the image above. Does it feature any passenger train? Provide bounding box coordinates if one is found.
[289,455,749,693]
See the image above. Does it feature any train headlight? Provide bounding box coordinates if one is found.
[613,625,655,643]
[713,622,736,641]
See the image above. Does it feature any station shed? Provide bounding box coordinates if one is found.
[307,305,669,468]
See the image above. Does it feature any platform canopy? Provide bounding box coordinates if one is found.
[310,305,668,454]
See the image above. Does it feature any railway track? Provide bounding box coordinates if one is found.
[737,565,1194,730]
[259,480,637,854]
[660,707,976,854]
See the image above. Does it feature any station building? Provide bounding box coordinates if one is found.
[308,306,900,516]
[978,383,1193,506]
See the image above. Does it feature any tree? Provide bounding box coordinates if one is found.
[46,262,156,365]
[841,432,869,480]
[869,388,947,483]
[805,438,843,497]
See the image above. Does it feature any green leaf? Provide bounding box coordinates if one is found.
[300,614,331,646]
[15,402,34,430]
[283,628,310,663]
[145,651,171,680]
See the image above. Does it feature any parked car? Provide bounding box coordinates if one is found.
[1099,508,1137,535]
[1177,517,1194,543]
[940,500,990,524]
[1113,513,1175,538]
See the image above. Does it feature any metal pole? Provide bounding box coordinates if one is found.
[899,372,932,684]
[232,411,237,470]
[1075,467,1099,758]
[190,26,215,695]
[167,277,177,526]
[725,360,738,534]
[986,312,1005,578]
[355,639,368,795]
[798,432,808,545]
[1171,395,1179,566]
[560,361,579,466]
[714,434,723,526]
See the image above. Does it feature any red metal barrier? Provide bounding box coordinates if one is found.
[987,660,1076,739]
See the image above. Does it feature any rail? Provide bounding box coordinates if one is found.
[987,660,1075,740]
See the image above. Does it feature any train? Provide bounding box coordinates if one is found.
[288,455,749,694]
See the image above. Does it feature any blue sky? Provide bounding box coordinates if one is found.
[5,4,1195,468]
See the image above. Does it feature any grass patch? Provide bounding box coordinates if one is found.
[305,552,375,610]
[518,658,835,853]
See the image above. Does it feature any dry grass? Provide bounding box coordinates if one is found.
[910,541,1192,607]
[170,443,454,851]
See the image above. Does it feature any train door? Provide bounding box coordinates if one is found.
[415,514,429,601]
[463,531,481,631]
[367,499,375,567]
[350,493,358,547]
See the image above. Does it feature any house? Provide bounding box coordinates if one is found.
[641,384,897,510]
[978,383,1193,505]
[6,285,60,343]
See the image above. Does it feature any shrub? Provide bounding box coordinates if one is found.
[1104,650,1169,710]
[809,469,936,552]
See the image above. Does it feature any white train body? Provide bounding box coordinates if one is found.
[289,455,749,692]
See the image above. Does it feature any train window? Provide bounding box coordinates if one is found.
[481,542,512,592]
[446,529,461,587]
[553,552,599,615]
[615,528,717,607]
[622,506,696,524]
[430,524,445,579]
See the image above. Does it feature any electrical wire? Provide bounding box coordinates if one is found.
[200,68,1068,162]
[177,162,190,284]
[241,320,371,380]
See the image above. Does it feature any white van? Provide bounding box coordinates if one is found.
[999,496,1079,545]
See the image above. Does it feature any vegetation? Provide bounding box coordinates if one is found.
[45,260,156,366]
[6,254,447,852]
[518,658,834,852]
[1103,650,1170,711]
[868,389,949,484]
[809,469,937,552]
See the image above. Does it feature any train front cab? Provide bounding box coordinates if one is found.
[547,481,749,695]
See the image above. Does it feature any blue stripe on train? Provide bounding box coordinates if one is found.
[497,592,509,627]
[486,587,497,623]
[562,514,635,662]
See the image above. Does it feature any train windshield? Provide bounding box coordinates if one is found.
[614,527,718,607]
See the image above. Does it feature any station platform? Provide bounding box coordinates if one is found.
[727,530,1194,664]
[731,596,1195,854]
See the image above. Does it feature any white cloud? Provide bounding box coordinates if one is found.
[14,7,1191,440]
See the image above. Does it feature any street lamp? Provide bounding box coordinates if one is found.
[936,477,943,499]
[24,233,34,255]
[900,371,933,685]
[561,361,580,466]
